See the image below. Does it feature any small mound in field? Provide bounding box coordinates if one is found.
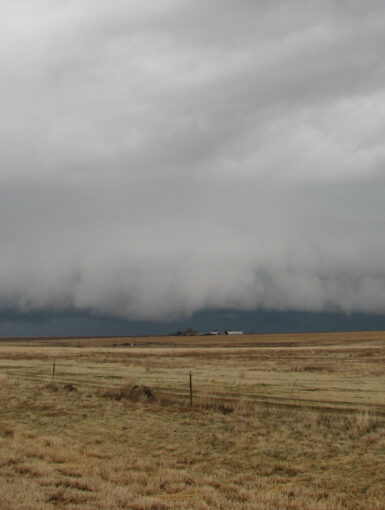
[45,382,58,392]
[128,385,154,402]
[218,404,234,415]
[0,427,15,438]
[101,383,155,402]
[63,383,77,392]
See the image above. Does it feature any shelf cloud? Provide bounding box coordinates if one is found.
[1,1,385,320]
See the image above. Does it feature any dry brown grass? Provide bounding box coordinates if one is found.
[0,331,385,509]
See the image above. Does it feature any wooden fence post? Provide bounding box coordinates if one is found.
[52,362,56,381]
[189,371,193,407]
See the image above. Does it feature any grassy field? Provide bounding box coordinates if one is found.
[0,331,385,509]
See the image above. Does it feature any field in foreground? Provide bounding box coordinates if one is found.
[0,331,385,509]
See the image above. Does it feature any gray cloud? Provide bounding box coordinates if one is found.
[1,1,385,320]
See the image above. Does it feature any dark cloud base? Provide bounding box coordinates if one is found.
[1,308,384,338]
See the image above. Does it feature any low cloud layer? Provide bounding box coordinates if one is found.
[1,1,385,320]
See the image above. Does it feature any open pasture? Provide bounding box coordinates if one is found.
[0,331,385,509]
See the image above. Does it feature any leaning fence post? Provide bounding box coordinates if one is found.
[189,371,193,407]
[52,362,56,381]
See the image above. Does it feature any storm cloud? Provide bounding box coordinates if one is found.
[1,1,385,320]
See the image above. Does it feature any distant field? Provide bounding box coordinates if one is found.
[2,329,384,347]
[1,331,385,509]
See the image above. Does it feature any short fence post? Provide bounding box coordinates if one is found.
[189,371,193,407]
[52,362,56,381]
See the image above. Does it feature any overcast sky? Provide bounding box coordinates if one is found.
[1,1,385,322]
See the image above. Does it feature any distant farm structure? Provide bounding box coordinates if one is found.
[169,329,244,336]
[171,328,200,336]
[209,330,244,336]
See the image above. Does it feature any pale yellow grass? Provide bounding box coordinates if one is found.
[0,331,385,509]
